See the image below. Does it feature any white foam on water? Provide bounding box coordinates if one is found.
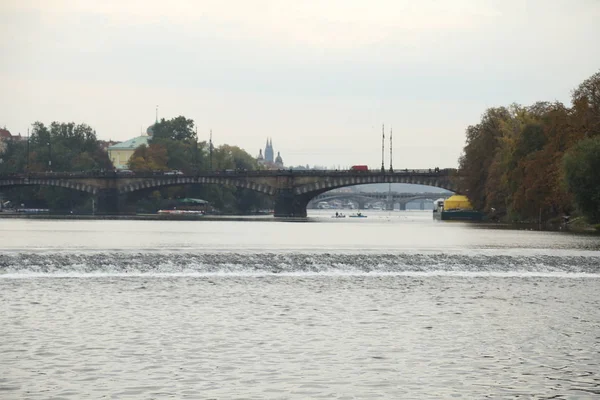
[1,251,599,277]
[2,270,600,279]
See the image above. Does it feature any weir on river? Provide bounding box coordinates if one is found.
[1,211,599,398]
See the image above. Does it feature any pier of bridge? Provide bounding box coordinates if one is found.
[0,169,458,217]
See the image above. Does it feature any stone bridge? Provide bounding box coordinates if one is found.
[309,191,450,210]
[0,169,459,217]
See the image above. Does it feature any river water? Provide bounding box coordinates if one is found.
[1,210,599,399]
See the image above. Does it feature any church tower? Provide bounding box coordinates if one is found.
[275,151,283,168]
[265,138,274,163]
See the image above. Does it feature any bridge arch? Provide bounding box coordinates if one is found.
[118,176,276,196]
[0,179,97,194]
[295,175,458,196]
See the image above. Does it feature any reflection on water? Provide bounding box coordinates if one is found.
[1,211,599,399]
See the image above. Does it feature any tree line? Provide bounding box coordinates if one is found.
[126,116,271,213]
[0,122,113,211]
[0,117,271,214]
[458,70,600,224]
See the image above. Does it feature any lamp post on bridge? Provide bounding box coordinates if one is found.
[26,128,29,172]
[209,129,213,171]
[47,140,52,172]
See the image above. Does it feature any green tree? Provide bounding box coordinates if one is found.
[213,144,259,171]
[128,143,169,171]
[562,135,600,223]
[0,121,111,212]
[152,116,196,142]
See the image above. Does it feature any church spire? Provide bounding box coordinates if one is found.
[264,137,274,163]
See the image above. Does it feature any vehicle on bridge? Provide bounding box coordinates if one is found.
[350,165,369,172]
[317,201,331,209]
[164,170,184,175]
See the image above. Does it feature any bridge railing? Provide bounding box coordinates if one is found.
[0,168,457,180]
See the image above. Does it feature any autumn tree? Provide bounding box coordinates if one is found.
[457,70,600,223]
[571,70,600,138]
[562,135,600,223]
[459,107,510,211]
[128,143,169,171]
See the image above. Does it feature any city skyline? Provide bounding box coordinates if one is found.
[1,0,599,169]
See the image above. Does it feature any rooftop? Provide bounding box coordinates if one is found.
[108,136,150,150]
[0,128,12,138]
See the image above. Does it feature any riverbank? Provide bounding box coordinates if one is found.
[0,213,275,222]
[478,216,599,234]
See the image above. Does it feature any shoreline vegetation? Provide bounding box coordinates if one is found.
[457,70,600,229]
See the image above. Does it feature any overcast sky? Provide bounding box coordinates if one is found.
[1,0,599,168]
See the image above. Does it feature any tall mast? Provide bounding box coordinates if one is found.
[389,126,393,172]
[381,124,385,172]
[194,126,198,168]
[209,129,213,170]
[26,128,30,171]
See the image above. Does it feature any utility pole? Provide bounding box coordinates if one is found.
[26,128,29,172]
[389,126,393,173]
[194,126,198,171]
[209,129,213,170]
[47,139,52,172]
[381,124,385,172]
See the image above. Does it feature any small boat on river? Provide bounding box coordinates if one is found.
[349,212,367,218]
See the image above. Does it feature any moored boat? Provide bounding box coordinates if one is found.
[433,195,484,221]
[158,209,205,216]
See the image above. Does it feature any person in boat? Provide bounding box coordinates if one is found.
[335,212,339,217]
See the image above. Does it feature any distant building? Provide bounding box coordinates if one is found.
[257,138,284,169]
[0,127,22,141]
[107,124,154,169]
[0,128,12,140]
[275,151,283,168]
[98,140,119,152]
[264,138,274,163]
[0,128,24,157]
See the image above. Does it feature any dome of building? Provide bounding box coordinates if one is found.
[443,195,473,210]
[257,149,264,160]
[275,151,283,165]
[146,124,155,136]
